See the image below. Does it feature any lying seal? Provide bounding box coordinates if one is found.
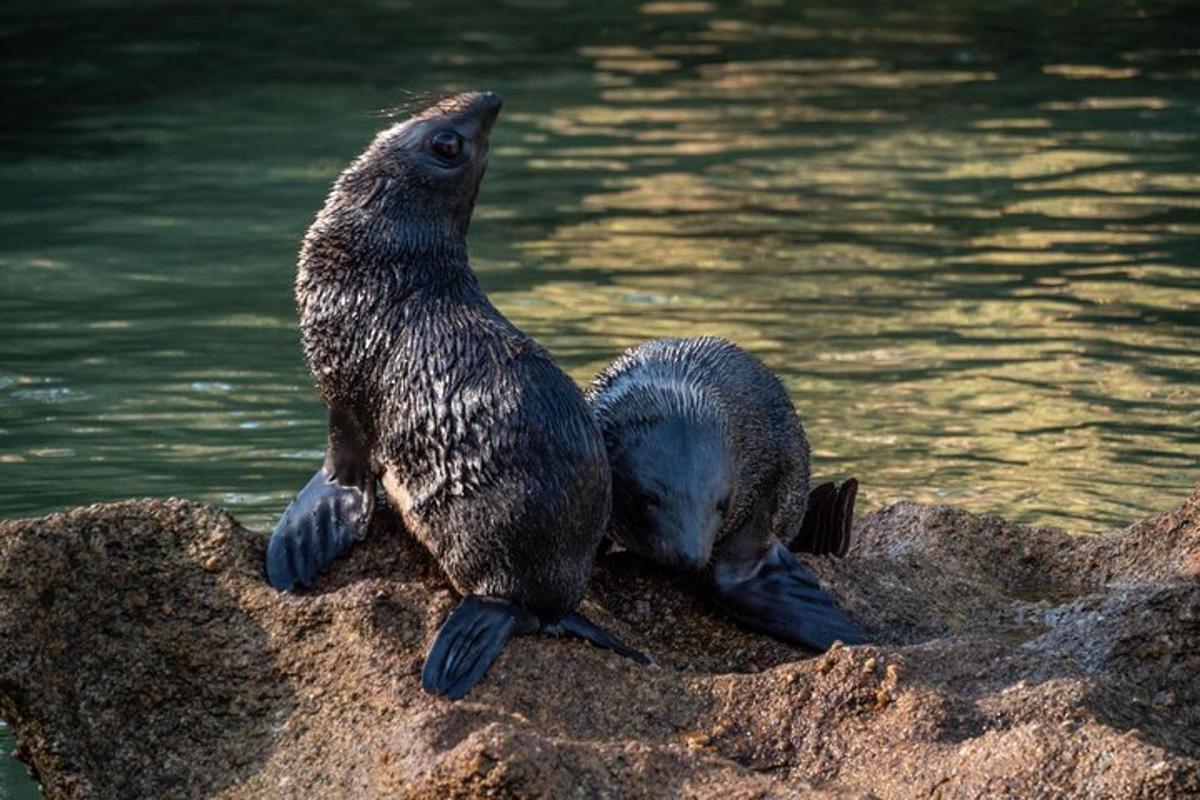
[588,336,865,650]
[265,91,648,699]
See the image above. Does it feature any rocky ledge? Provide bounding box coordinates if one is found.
[1,489,1198,799]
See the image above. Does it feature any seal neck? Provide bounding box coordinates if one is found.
[387,246,480,297]
[301,215,479,297]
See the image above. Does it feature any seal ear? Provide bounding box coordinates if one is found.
[357,177,393,210]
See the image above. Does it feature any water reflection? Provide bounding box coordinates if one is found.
[0,0,1197,548]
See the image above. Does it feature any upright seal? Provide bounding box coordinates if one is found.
[266,92,648,700]
[588,336,865,650]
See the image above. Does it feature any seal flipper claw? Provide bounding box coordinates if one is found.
[790,478,858,557]
[710,541,866,650]
[422,596,539,701]
[265,465,371,590]
[545,613,653,665]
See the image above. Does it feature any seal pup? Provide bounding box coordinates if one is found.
[265,91,648,700]
[588,336,865,650]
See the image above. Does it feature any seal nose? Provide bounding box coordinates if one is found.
[668,545,709,573]
[662,510,718,572]
[478,91,503,113]
[474,91,503,127]
[453,91,502,141]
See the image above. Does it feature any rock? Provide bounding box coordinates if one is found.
[1,490,1198,799]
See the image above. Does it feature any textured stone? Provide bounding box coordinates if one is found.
[1,489,1198,799]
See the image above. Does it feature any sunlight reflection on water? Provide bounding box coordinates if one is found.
[1,2,1197,535]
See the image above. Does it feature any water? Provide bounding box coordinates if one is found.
[1,1,1198,793]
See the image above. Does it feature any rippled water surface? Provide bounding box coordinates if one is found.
[1,0,1198,791]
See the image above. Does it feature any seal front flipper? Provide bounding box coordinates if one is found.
[265,466,373,590]
[266,407,375,591]
[709,541,866,650]
[544,612,652,664]
[789,478,858,557]
[421,596,539,700]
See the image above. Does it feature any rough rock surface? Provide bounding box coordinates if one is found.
[1,488,1198,799]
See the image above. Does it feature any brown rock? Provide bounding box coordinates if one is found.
[1,489,1199,799]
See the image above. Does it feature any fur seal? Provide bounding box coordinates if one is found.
[265,91,648,700]
[588,336,865,650]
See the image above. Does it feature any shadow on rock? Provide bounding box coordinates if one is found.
[0,500,294,798]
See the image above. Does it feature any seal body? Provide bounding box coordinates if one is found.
[589,336,864,649]
[590,337,812,566]
[266,92,646,699]
[297,219,607,619]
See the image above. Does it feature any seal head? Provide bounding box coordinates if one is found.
[605,385,735,571]
[333,92,502,248]
[590,337,865,651]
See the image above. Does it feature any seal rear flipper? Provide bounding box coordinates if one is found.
[544,612,653,665]
[710,541,866,650]
[790,478,858,557]
[265,465,373,591]
[422,596,540,701]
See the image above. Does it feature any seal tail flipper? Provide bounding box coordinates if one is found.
[265,466,372,590]
[832,478,859,557]
[789,478,858,558]
[545,612,653,664]
[793,481,837,554]
[710,541,866,650]
[421,596,540,700]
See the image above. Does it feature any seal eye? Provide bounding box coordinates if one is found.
[716,498,729,515]
[429,130,464,162]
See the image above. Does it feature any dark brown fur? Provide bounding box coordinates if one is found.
[296,93,609,619]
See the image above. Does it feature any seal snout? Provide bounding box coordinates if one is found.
[412,90,503,135]
[476,91,503,114]
[659,509,719,572]
[441,90,502,127]
[468,91,503,133]
[427,91,502,149]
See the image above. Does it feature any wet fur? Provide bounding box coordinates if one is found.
[588,337,864,648]
[296,93,609,620]
[588,336,812,564]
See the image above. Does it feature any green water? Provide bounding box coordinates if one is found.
[1,0,1198,793]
